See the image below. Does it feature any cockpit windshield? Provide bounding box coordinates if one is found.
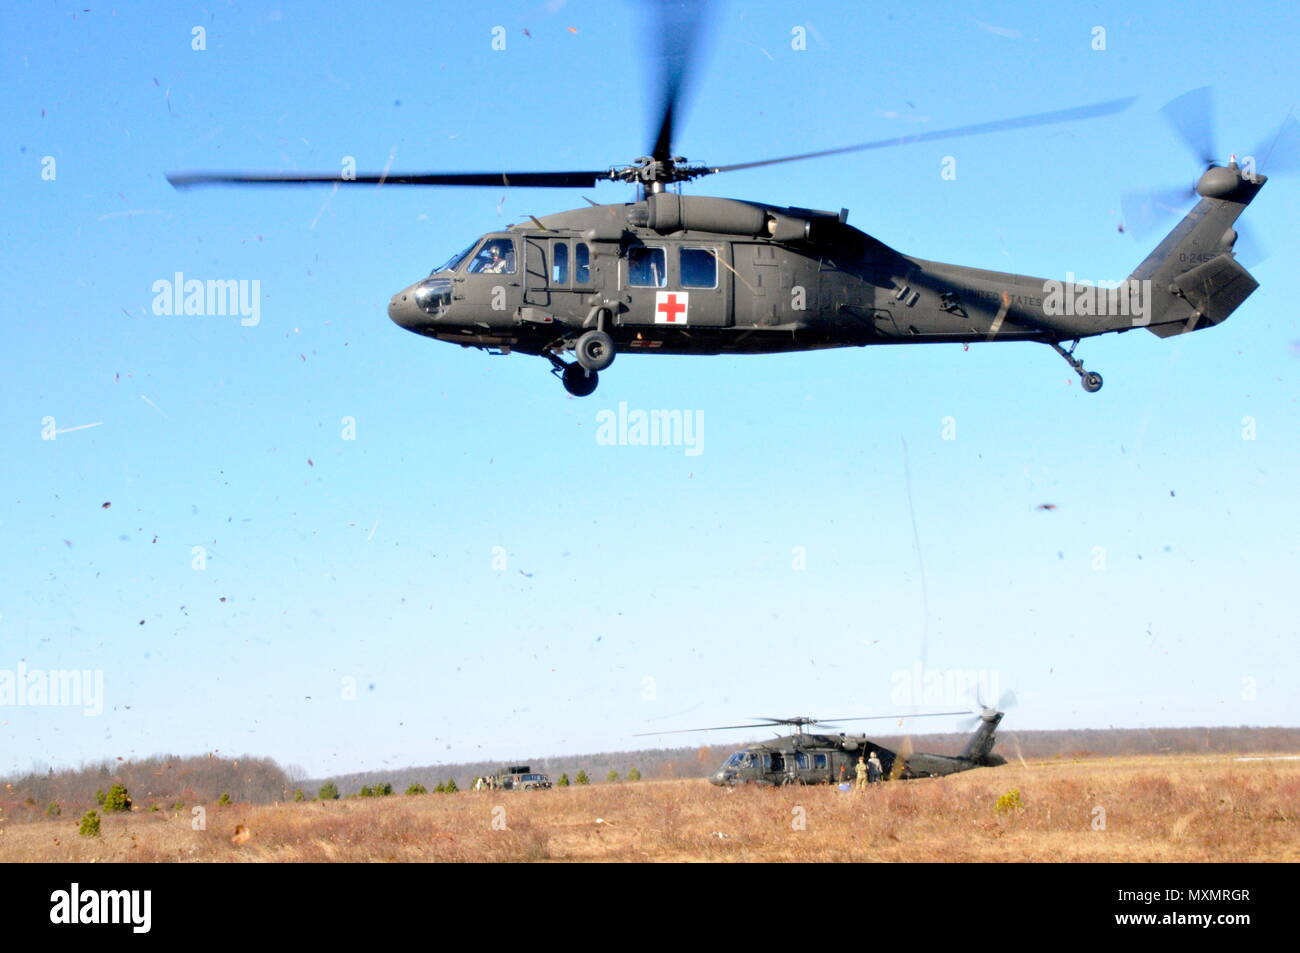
[431,243,475,275]
[725,752,747,768]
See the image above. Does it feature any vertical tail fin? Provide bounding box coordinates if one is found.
[1130,165,1264,337]
[960,709,1003,763]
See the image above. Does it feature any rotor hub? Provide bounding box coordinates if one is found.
[612,155,711,189]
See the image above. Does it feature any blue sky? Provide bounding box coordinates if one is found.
[2,1,1297,778]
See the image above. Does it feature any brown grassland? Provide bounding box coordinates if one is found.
[3,753,1296,862]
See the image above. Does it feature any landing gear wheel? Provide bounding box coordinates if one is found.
[1047,340,1104,395]
[562,363,599,397]
[575,330,616,372]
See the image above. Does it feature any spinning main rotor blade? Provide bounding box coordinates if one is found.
[167,170,610,189]
[632,722,795,736]
[708,96,1136,175]
[646,0,713,164]
[634,711,969,736]
[813,711,969,724]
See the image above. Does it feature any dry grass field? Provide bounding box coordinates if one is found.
[2,753,1296,862]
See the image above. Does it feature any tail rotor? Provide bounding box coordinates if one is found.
[1122,89,1297,267]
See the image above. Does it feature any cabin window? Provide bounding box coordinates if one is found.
[795,752,808,769]
[467,238,516,275]
[814,753,827,769]
[680,246,717,288]
[575,243,591,284]
[627,246,666,287]
[552,241,569,285]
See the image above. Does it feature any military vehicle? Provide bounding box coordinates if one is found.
[492,765,552,791]
[640,708,1009,786]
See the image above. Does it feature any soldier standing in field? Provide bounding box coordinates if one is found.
[867,751,883,783]
[854,756,869,791]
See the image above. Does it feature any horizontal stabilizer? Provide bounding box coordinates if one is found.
[1148,253,1259,337]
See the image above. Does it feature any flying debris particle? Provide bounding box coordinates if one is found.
[101,502,111,509]
[971,18,1023,39]
[522,28,532,38]
[393,100,401,107]
[566,26,578,33]
[63,539,72,548]
[138,620,144,625]
[1169,490,1175,497]
[219,597,227,603]
[299,354,306,361]
[518,569,533,578]
[1036,503,1057,511]
[307,458,314,467]
[139,394,169,418]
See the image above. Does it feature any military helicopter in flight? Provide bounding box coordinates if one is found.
[167,4,1288,397]
[637,706,1010,787]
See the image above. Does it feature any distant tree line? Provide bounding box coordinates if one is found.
[6,728,1296,824]
[0,754,293,824]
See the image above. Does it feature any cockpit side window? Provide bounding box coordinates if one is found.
[432,243,475,275]
[467,238,517,275]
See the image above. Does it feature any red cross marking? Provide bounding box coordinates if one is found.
[657,293,686,323]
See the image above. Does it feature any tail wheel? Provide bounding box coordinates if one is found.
[1082,371,1104,393]
[562,363,599,397]
[575,330,616,371]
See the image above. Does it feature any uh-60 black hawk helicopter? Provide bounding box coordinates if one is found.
[638,706,1011,787]
[168,4,1291,397]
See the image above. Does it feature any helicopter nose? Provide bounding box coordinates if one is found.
[388,287,424,331]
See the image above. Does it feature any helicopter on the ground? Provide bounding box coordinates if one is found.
[167,4,1291,397]
[639,708,1009,787]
